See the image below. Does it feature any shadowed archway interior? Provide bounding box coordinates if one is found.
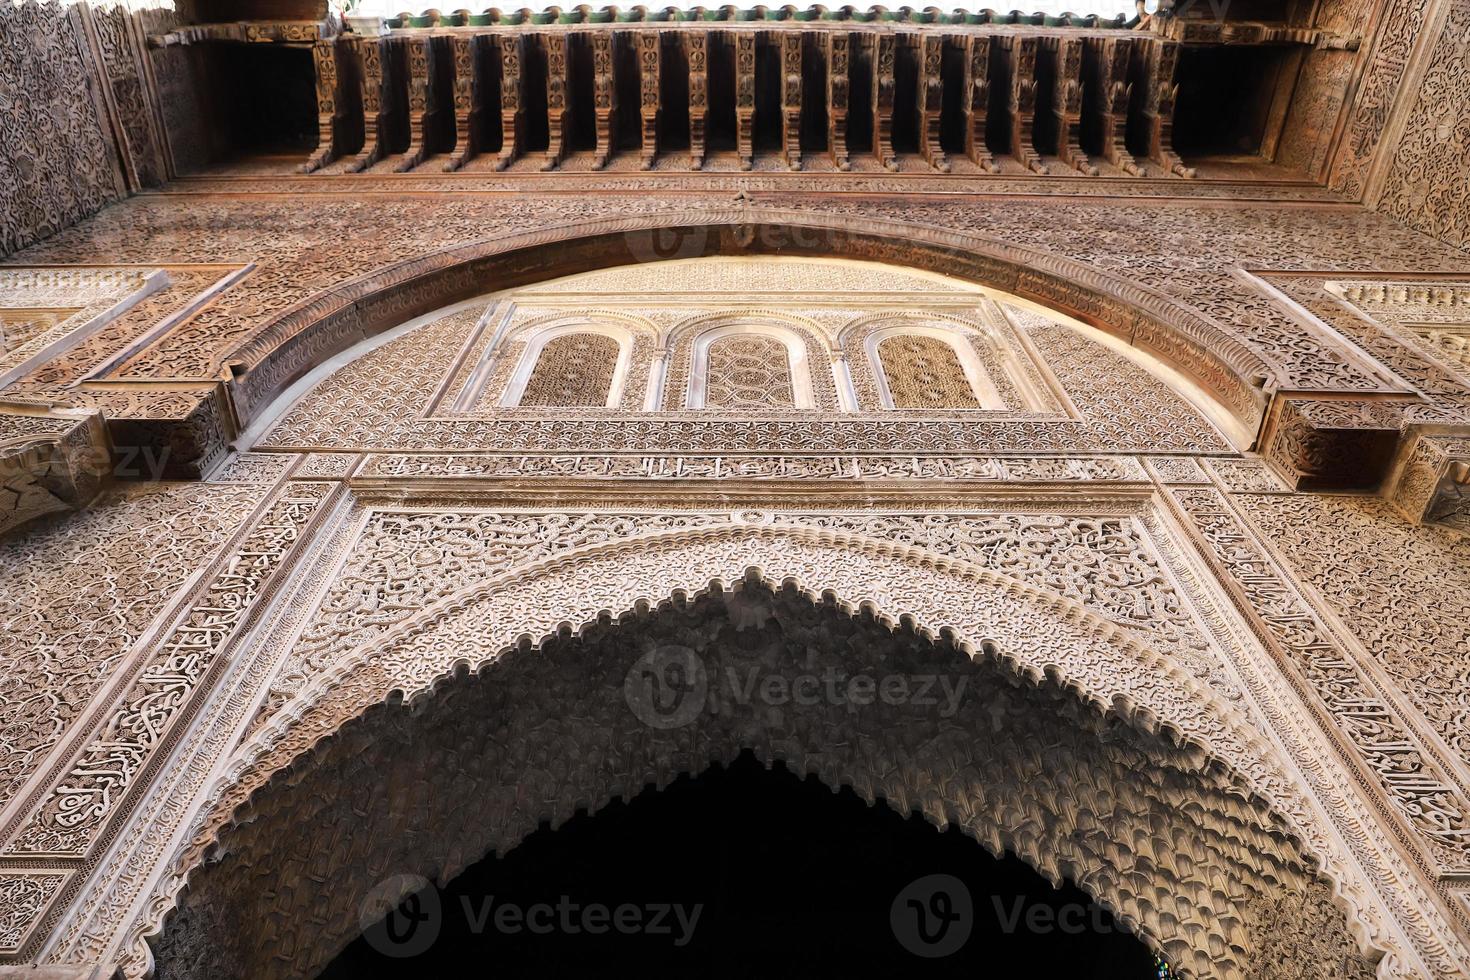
[150,583,1376,980]
[320,751,1162,978]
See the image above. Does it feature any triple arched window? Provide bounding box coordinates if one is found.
[492,316,1021,412]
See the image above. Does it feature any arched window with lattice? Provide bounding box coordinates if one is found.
[515,332,622,408]
[701,333,797,410]
[875,333,987,409]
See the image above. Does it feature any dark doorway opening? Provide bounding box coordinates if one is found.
[321,751,1163,978]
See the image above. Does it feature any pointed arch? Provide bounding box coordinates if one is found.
[132,524,1389,980]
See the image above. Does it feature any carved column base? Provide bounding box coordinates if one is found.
[392,144,428,173]
[343,142,384,173]
[443,145,474,172]
[299,141,338,174]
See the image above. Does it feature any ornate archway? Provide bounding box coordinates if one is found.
[224,208,1272,435]
[141,525,1382,979]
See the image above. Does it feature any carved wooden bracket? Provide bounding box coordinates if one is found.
[393,35,434,172]
[1046,35,1095,176]
[299,38,342,173]
[1138,38,1195,179]
[963,35,996,173]
[1090,36,1141,176]
[685,33,706,170]
[735,32,755,171]
[827,32,850,171]
[1001,35,1044,175]
[543,33,570,171]
[443,34,480,172]
[638,32,660,171]
[494,33,522,170]
[870,34,897,171]
[917,35,947,173]
[344,35,390,172]
[779,31,802,171]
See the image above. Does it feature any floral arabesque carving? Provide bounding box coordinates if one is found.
[1233,492,1470,773]
[3,483,334,860]
[0,1,122,257]
[258,295,1232,455]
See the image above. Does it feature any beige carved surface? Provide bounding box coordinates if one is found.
[0,201,1467,980]
[0,310,79,353]
[1171,486,1470,876]
[0,1,121,257]
[1377,0,1470,250]
[518,257,973,298]
[4,484,332,859]
[6,197,1466,410]
[151,584,1374,980]
[877,333,983,409]
[702,334,796,409]
[251,506,1227,738]
[259,285,1229,454]
[516,332,621,407]
[0,483,261,810]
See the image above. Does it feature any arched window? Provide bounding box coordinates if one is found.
[515,332,621,408]
[703,334,796,409]
[876,334,983,409]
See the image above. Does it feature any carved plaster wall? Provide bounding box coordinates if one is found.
[1,243,1470,980]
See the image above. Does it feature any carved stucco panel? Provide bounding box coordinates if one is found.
[1233,493,1470,770]
[0,482,263,811]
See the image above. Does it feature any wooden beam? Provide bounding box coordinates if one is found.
[1090,36,1140,176]
[591,31,614,169]
[871,33,896,171]
[735,31,755,171]
[1049,36,1095,175]
[300,37,340,173]
[543,32,569,170]
[443,34,480,172]
[686,32,707,169]
[963,35,997,173]
[637,31,659,170]
[393,35,433,172]
[494,33,522,170]
[344,35,389,172]
[918,34,947,172]
[827,32,850,171]
[779,31,801,170]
